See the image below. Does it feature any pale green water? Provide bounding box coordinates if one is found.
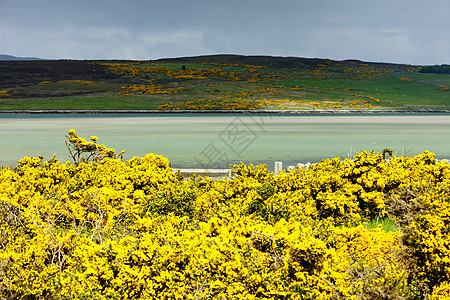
[1,113,450,169]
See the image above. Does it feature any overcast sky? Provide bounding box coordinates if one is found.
[1,0,449,65]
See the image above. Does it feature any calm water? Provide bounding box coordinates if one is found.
[1,113,450,169]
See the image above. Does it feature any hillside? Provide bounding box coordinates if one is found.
[0,54,44,61]
[0,55,449,112]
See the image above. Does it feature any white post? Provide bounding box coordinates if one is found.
[274,161,282,176]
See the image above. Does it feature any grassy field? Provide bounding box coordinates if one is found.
[0,55,449,111]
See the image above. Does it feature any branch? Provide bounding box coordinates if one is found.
[252,231,273,242]
[315,274,342,300]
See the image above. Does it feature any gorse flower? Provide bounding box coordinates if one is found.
[66,129,123,165]
[0,132,449,299]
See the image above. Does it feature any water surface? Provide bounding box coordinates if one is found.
[1,113,449,169]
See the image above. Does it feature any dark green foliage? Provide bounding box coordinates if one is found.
[419,64,450,74]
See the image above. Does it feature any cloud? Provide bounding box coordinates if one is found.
[303,27,417,63]
[1,0,450,64]
[0,25,208,59]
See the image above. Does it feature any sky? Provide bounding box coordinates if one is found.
[1,0,449,65]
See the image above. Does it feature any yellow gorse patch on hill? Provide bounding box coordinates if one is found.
[59,80,96,85]
[118,84,184,96]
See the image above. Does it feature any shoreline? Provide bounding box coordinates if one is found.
[1,109,450,114]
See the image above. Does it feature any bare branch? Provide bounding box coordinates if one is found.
[252,231,273,241]
[315,274,342,300]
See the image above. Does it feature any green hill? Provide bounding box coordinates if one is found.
[0,55,449,112]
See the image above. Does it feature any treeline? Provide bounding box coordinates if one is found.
[419,64,450,74]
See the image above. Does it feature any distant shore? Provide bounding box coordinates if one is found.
[1,109,450,114]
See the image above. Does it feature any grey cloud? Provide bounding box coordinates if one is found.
[1,0,449,64]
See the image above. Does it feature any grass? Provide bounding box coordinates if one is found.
[364,216,399,232]
[0,95,166,110]
[1,55,449,111]
[277,74,450,107]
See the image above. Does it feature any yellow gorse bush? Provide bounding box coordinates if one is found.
[65,129,124,166]
[118,84,184,96]
[59,80,96,85]
[1,130,449,298]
